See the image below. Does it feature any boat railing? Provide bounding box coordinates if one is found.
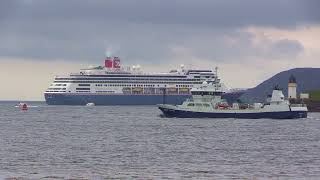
[290,104,307,107]
[185,98,192,102]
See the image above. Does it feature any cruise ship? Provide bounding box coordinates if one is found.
[44,57,227,105]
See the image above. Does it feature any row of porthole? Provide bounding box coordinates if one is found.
[51,84,67,86]
[187,103,211,107]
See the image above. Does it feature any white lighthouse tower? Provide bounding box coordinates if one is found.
[288,75,297,99]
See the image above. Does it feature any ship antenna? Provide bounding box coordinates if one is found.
[215,67,218,91]
[162,88,166,104]
[215,67,218,79]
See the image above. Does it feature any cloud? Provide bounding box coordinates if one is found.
[2,0,319,27]
[268,39,304,58]
[0,0,319,101]
[0,21,305,64]
[0,0,318,63]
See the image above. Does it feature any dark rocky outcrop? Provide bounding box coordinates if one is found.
[239,68,320,103]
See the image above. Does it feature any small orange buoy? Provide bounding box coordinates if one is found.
[21,103,28,111]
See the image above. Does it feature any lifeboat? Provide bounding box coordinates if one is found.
[168,87,177,92]
[179,88,189,92]
[216,103,230,109]
[132,87,143,92]
[122,87,131,90]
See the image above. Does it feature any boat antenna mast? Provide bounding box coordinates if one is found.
[215,67,218,91]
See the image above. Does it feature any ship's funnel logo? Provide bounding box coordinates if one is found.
[105,57,113,68]
[113,57,121,68]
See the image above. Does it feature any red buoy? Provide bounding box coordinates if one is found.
[21,103,28,111]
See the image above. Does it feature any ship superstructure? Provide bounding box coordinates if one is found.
[44,57,227,105]
[158,83,308,119]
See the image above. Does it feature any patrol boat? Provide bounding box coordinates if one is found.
[158,81,308,119]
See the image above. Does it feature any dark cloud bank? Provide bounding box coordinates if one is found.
[0,0,318,63]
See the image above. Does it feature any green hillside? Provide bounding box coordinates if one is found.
[309,91,320,101]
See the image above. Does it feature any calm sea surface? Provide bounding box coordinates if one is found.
[0,101,320,179]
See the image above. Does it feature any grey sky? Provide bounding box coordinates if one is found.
[1,0,320,100]
[0,0,318,63]
[2,0,319,26]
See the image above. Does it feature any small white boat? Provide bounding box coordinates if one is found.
[16,103,28,110]
[86,102,95,106]
[14,103,38,108]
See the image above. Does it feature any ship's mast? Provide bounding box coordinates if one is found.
[215,67,218,91]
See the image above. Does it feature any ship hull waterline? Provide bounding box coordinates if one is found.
[158,106,307,119]
[44,93,191,105]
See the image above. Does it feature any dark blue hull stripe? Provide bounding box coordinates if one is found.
[44,93,191,105]
[159,107,307,119]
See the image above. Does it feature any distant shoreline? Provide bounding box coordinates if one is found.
[0,100,45,103]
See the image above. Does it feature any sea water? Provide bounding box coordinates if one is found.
[0,102,320,179]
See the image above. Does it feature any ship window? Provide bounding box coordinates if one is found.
[76,88,90,90]
[187,103,195,106]
[48,88,63,90]
[203,104,210,107]
[196,103,203,107]
[79,84,90,86]
[76,90,90,92]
